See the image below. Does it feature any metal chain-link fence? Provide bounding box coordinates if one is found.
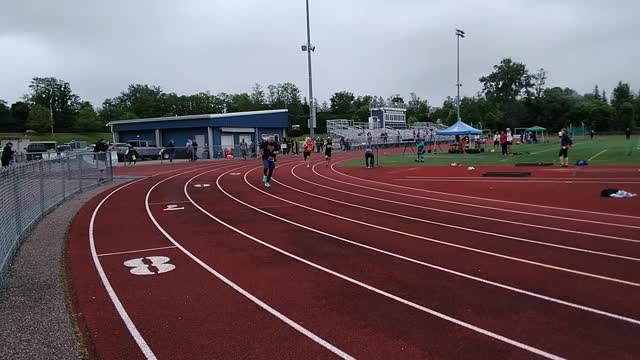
[0,151,113,287]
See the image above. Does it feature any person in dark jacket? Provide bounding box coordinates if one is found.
[2,142,15,167]
[166,140,176,162]
[559,128,573,167]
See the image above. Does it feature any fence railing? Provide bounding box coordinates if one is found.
[0,151,113,287]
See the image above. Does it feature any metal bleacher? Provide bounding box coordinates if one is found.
[327,119,452,147]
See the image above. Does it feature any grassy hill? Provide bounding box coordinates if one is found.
[0,133,111,145]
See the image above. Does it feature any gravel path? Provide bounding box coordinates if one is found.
[0,180,125,360]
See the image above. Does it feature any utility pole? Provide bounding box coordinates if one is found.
[303,0,316,139]
[49,96,54,136]
[455,29,465,122]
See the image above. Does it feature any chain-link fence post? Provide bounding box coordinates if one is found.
[78,154,83,192]
[39,161,45,214]
[12,167,22,235]
[61,157,67,200]
[108,151,113,180]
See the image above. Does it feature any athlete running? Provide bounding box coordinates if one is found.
[260,136,280,188]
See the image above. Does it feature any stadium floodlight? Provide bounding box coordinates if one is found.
[304,0,316,138]
[455,28,466,122]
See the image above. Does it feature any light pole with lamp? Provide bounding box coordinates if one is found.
[302,0,316,140]
[455,29,465,122]
[49,93,54,137]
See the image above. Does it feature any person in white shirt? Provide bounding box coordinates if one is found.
[493,132,500,150]
[506,128,513,154]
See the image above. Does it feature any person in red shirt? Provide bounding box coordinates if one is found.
[303,137,315,168]
[499,131,508,156]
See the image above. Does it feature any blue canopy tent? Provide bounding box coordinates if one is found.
[436,120,482,136]
[436,120,483,153]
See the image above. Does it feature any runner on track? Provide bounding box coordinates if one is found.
[260,136,280,188]
[303,137,314,168]
[324,137,333,167]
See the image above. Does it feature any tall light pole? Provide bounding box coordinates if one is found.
[455,29,465,122]
[49,96,54,136]
[302,0,316,139]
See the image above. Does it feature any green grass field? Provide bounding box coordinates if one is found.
[343,136,640,167]
[0,133,111,145]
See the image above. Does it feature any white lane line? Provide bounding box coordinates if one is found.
[331,162,640,221]
[304,165,640,244]
[148,200,192,206]
[246,168,640,287]
[402,176,640,181]
[90,179,158,360]
[328,164,640,230]
[282,164,640,259]
[199,167,565,360]
[233,166,640,326]
[589,149,608,161]
[394,179,640,184]
[97,246,179,257]
[87,162,239,359]
[144,163,354,360]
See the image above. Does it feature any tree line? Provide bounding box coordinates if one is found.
[0,58,638,135]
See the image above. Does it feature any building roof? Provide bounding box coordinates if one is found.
[106,109,288,126]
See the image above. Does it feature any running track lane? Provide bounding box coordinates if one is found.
[252,162,638,318]
[311,163,640,242]
[173,165,540,359]
[67,162,347,359]
[286,163,640,272]
[332,163,640,220]
[196,164,640,358]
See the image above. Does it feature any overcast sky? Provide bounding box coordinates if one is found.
[1,0,638,107]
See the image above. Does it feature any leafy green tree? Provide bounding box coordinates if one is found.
[27,105,51,133]
[330,91,355,114]
[250,83,266,109]
[406,93,430,123]
[0,100,19,132]
[73,104,103,132]
[480,58,534,104]
[25,77,81,132]
[611,82,633,110]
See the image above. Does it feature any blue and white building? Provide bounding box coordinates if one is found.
[107,109,289,156]
[369,104,407,129]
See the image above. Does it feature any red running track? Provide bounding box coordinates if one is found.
[66,153,640,359]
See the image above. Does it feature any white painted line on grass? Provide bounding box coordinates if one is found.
[589,149,608,161]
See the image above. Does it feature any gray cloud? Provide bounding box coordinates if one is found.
[1,0,638,107]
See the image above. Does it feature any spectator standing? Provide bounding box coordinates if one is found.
[166,140,176,163]
[192,140,199,161]
[559,128,573,167]
[493,132,500,150]
[2,142,15,167]
[506,128,513,154]
[626,128,632,140]
[500,131,508,156]
[240,139,249,160]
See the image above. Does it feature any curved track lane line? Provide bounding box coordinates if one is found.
[219,164,640,326]
[280,163,640,258]
[331,161,640,222]
[143,161,355,360]
[234,169,640,325]
[242,166,640,288]
[87,161,234,359]
[327,163,640,230]
[186,165,567,360]
[308,164,640,243]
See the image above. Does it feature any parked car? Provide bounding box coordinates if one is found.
[125,140,161,160]
[26,143,49,161]
[110,143,130,162]
[56,145,72,155]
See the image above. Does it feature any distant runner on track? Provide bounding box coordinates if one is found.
[260,135,280,188]
[324,137,333,167]
[303,137,314,168]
